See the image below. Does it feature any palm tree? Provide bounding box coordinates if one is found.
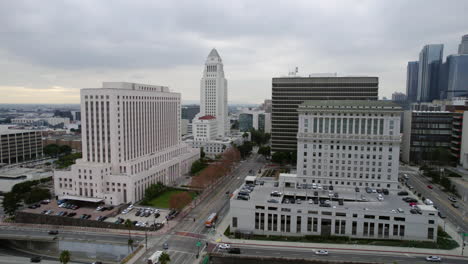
[159,252,171,264]
[124,219,134,251]
[59,250,71,264]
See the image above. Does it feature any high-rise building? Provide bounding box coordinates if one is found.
[181,105,200,123]
[406,61,419,102]
[0,125,43,165]
[391,92,406,102]
[296,100,402,189]
[417,44,444,102]
[458,34,468,55]
[198,49,228,137]
[54,82,199,205]
[445,54,468,99]
[271,76,378,153]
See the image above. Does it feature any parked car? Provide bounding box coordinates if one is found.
[425,256,442,262]
[40,199,50,204]
[438,211,446,219]
[382,189,389,195]
[315,250,329,255]
[237,195,249,200]
[452,203,460,208]
[398,191,409,196]
[448,196,457,202]
[163,242,169,250]
[427,185,433,189]
[267,199,279,203]
[67,212,76,217]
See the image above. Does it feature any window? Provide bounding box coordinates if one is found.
[428,227,434,239]
[232,217,238,228]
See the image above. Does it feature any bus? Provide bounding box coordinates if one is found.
[147,250,163,264]
[205,213,218,228]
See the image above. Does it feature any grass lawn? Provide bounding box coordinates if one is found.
[143,189,197,208]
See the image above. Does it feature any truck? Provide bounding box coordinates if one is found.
[147,250,163,264]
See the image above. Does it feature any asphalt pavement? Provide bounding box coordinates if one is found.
[400,166,468,233]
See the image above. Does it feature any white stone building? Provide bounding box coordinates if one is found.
[12,117,70,126]
[296,100,402,190]
[54,82,199,205]
[192,115,218,141]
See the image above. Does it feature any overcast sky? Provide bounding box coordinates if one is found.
[0,0,467,104]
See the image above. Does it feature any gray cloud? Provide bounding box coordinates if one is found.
[0,0,467,103]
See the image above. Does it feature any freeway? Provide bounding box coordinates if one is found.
[0,244,84,264]
[0,225,143,244]
[400,166,468,233]
[212,244,467,264]
[135,153,267,264]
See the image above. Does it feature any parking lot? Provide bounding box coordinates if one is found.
[105,205,171,227]
[22,199,120,222]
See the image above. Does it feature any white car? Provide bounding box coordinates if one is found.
[315,250,329,255]
[218,243,231,249]
[308,199,314,204]
[425,256,442,262]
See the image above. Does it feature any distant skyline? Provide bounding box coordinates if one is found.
[0,0,467,104]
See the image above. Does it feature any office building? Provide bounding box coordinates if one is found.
[238,109,271,132]
[54,82,199,205]
[296,100,402,190]
[182,105,200,122]
[0,125,43,165]
[417,44,444,102]
[406,61,419,102]
[11,117,71,127]
[196,48,228,137]
[271,76,378,153]
[391,92,406,102]
[445,54,468,99]
[458,34,468,55]
[230,101,437,242]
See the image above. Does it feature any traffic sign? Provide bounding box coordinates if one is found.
[461,233,468,237]
[196,241,202,247]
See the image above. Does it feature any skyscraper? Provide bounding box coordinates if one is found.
[406,61,419,102]
[445,54,468,99]
[54,82,199,205]
[198,48,229,137]
[271,76,378,153]
[458,34,468,55]
[417,44,444,102]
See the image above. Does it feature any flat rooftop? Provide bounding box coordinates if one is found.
[0,125,38,135]
[234,181,435,215]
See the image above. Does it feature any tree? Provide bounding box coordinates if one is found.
[2,192,21,216]
[24,187,51,204]
[271,151,288,164]
[124,219,134,251]
[43,144,60,157]
[169,192,193,210]
[200,147,206,158]
[440,177,452,191]
[159,252,171,264]
[142,182,167,203]
[190,160,207,175]
[242,132,249,139]
[59,250,71,264]
[59,145,72,155]
[258,146,271,158]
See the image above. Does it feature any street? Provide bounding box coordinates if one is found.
[135,153,266,264]
[400,165,468,233]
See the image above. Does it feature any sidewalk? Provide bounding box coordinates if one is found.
[212,208,468,259]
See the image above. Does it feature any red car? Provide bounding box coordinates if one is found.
[427,185,433,189]
[409,202,417,207]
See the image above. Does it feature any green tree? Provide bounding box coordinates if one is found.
[271,151,288,164]
[2,192,21,215]
[242,132,249,139]
[24,187,51,204]
[59,250,71,264]
[190,160,207,175]
[124,219,134,251]
[159,252,171,264]
[43,144,60,157]
[237,141,253,159]
[200,147,206,159]
[59,145,72,155]
[142,182,166,204]
[258,146,271,158]
[440,177,452,191]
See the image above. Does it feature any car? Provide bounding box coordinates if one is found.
[376,189,382,193]
[267,199,279,203]
[315,250,329,255]
[154,212,160,218]
[237,195,249,200]
[408,185,414,190]
[448,196,457,202]
[425,256,442,262]
[452,203,460,208]
[218,243,231,249]
[314,191,318,196]
[30,256,42,262]
[410,209,419,214]
[91,262,103,264]
[398,191,409,196]
[409,202,417,207]
[40,210,48,214]
[96,206,104,211]
[319,203,331,207]
[163,242,169,250]
[296,199,302,204]
[228,248,241,254]
[48,230,59,235]
[371,189,377,193]
[40,199,50,204]
[427,185,433,189]
[382,189,389,195]
[270,191,282,197]
[377,195,384,201]
[67,212,76,217]
[329,185,334,191]
[438,211,446,218]
[355,187,360,192]
[333,193,339,198]
[365,187,372,193]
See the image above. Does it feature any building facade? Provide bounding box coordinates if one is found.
[0,125,43,165]
[459,34,468,55]
[406,61,419,103]
[417,44,444,102]
[182,105,200,122]
[197,49,228,137]
[296,101,402,190]
[391,92,407,102]
[271,76,378,153]
[54,82,199,205]
[445,54,468,99]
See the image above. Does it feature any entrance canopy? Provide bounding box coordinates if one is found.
[60,195,104,203]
